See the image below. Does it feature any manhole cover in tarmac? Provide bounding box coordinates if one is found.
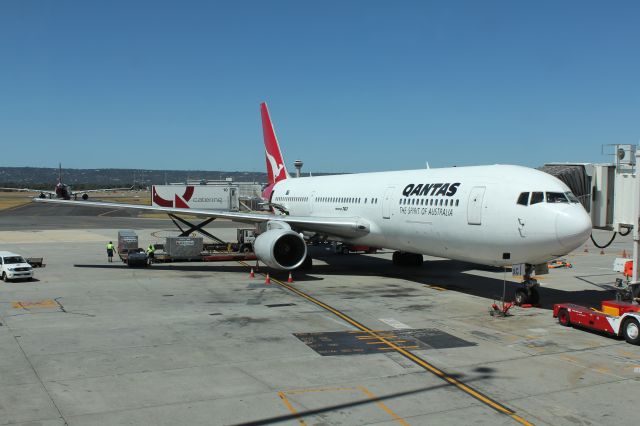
[294,328,475,356]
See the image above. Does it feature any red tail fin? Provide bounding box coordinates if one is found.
[261,102,289,184]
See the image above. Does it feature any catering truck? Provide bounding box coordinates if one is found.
[151,185,239,210]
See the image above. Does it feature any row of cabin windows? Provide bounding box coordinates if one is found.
[517,191,580,206]
[400,198,459,207]
[275,196,308,203]
[275,196,379,204]
[317,197,378,204]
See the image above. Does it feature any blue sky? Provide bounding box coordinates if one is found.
[0,1,638,173]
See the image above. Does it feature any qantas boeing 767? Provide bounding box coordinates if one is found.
[34,103,592,304]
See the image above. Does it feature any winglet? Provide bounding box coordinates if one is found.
[261,102,289,184]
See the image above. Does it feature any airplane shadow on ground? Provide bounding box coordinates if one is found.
[75,247,615,310]
[294,247,614,310]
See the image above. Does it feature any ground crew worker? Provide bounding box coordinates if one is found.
[146,244,155,265]
[106,241,114,262]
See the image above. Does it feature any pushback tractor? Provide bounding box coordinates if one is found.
[553,300,640,345]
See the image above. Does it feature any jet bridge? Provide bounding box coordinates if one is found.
[545,145,640,288]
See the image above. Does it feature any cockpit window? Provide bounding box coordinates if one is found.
[517,192,529,206]
[546,192,569,203]
[565,192,580,203]
[530,192,544,205]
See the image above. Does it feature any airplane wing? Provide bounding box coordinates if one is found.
[1,188,55,195]
[32,198,370,239]
[76,187,133,194]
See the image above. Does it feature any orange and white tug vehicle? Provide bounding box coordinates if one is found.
[553,300,640,345]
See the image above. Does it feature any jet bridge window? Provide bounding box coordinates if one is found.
[530,192,544,205]
[517,192,529,206]
[546,192,569,203]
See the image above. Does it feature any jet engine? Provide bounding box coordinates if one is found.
[253,227,307,270]
[82,193,89,200]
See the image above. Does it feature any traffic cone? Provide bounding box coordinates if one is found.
[265,273,271,285]
[249,268,255,279]
[287,272,294,283]
[622,249,628,258]
[584,244,589,253]
[600,249,605,255]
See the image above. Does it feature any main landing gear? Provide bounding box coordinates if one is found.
[392,251,423,267]
[514,264,540,306]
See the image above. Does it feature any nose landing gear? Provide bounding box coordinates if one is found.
[514,264,540,305]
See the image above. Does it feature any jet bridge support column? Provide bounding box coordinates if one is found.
[633,149,640,297]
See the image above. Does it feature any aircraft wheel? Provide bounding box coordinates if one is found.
[557,308,571,326]
[514,288,529,306]
[623,318,640,345]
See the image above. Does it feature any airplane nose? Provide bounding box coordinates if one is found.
[556,208,592,250]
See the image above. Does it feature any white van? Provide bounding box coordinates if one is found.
[0,251,34,282]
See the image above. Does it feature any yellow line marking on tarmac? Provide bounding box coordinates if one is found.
[12,299,57,309]
[285,386,359,395]
[356,335,395,340]
[280,386,408,425]
[239,263,534,426]
[98,209,121,217]
[426,285,447,291]
[357,385,410,426]
[277,392,307,426]
[378,345,420,350]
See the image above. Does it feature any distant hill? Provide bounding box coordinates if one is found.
[0,167,335,190]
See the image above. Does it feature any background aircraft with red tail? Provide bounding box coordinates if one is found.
[3,163,132,200]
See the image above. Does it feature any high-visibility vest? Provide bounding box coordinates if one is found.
[106,243,114,250]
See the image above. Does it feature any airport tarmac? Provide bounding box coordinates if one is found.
[0,205,639,425]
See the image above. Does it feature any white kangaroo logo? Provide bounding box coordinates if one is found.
[266,150,284,179]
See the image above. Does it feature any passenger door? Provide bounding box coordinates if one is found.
[382,187,395,219]
[467,186,486,225]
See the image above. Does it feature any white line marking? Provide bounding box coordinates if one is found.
[379,318,412,329]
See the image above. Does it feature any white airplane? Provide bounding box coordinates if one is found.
[2,163,132,200]
[34,103,592,305]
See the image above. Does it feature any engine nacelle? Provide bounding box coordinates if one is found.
[253,228,307,270]
[82,193,89,200]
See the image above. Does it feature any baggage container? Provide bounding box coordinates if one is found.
[165,237,203,259]
[117,230,138,253]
